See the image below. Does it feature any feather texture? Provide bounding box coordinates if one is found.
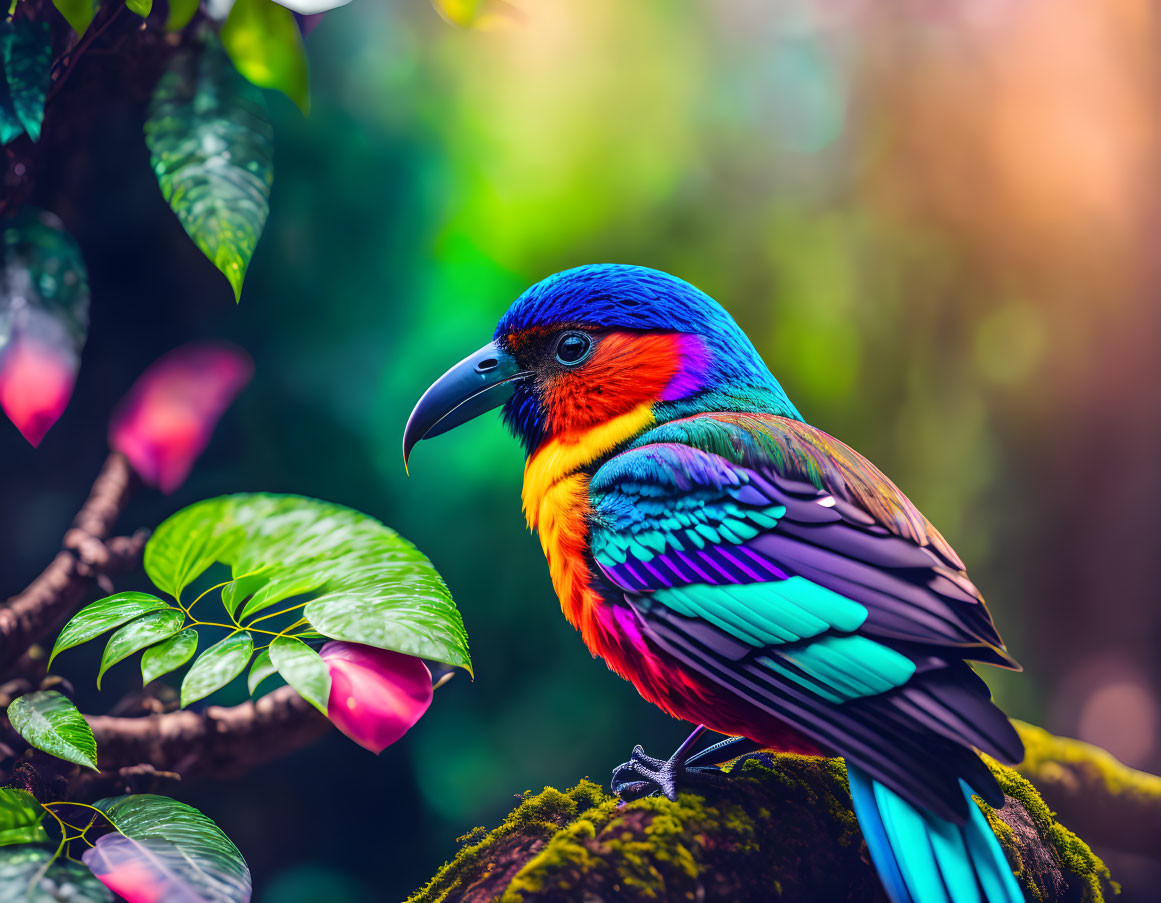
[487,263,1024,902]
[581,413,1022,822]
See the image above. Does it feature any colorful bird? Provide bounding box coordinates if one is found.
[404,264,1025,903]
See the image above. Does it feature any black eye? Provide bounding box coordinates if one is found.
[555,331,592,366]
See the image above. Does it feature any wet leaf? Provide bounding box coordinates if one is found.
[0,209,89,446]
[221,0,310,114]
[144,498,241,600]
[0,788,48,847]
[50,593,171,667]
[246,647,276,695]
[167,0,200,30]
[141,628,199,685]
[181,632,254,706]
[51,0,98,37]
[126,0,153,17]
[148,494,471,674]
[85,795,251,903]
[145,38,273,302]
[269,636,329,714]
[236,573,322,621]
[0,20,52,142]
[0,845,111,901]
[7,691,98,770]
[0,83,22,145]
[97,610,186,688]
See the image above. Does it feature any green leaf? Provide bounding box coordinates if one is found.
[85,795,250,902]
[7,691,98,770]
[148,493,470,674]
[236,573,323,622]
[246,647,276,695]
[167,0,199,31]
[51,0,98,37]
[0,20,51,142]
[144,497,239,600]
[49,593,170,667]
[127,0,153,17]
[0,79,22,145]
[141,628,199,685]
[0,788,48,847]
[97,610,186,688]
[180,632,253,706]
[220,570,269,617]
[221,0,310,114]
[0,209,91,446]
[0,845,111,902]
[144,37,273,302]
[268,636,329,714]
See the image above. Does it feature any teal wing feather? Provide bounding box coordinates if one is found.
[587,412,1022,823]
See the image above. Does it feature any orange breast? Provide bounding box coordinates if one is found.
[520,407,824,754]
[521,403,655,661]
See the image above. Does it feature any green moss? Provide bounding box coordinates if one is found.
[410,750,1118,902]
[501,788,750,901]
[454,825,488,847]
[1016,720,1161,804]
[985,756,1115,903]
[407,782,602,903]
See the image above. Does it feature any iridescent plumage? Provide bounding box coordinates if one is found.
[407,264,1026,903]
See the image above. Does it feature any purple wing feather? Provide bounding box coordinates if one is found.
[588,412,1023,822]
[591,413,1017,669]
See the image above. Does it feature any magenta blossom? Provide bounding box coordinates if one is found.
[109,343,252,493]
[0,333,78,447]
[320,642,433,753]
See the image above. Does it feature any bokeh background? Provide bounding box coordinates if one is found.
[4,0,1161,899]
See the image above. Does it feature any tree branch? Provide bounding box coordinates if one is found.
[0,451,330,795]
[85,685,331,780]
[1014,719,1161,860]
[0,453,141,668]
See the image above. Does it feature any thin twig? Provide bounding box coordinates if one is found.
[46,2,130,105]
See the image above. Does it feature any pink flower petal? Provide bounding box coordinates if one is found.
[320,642,433,754]
[91,859,168,903]
[0,334,77,446]
[82,833,212,903]
[109,343,253,493]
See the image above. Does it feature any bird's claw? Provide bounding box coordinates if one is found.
[610,743,721,802]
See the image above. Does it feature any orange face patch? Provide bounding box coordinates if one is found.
[540,331,684,436]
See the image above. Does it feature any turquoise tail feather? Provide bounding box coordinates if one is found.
[847,764,1024,903]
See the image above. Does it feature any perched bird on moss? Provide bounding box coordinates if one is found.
[404,264,1025,903]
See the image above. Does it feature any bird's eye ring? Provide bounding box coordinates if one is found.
[555,331,592,366]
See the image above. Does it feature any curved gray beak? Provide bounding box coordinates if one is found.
[402,341,528,472]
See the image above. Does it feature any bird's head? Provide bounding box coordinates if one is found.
[403,264,801,466]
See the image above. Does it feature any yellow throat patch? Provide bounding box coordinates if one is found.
[520,402,655,631]
[521,402,656,531]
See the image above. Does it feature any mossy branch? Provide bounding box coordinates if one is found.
[409,745,1124,903]
[1013,720,1161,860]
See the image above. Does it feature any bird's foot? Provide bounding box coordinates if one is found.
[610,743,730,802]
